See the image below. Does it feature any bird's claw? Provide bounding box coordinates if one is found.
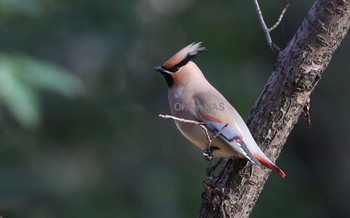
[202,149,213,161]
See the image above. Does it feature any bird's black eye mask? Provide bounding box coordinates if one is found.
[163,65,180,73]
[153,65,178,74]
[155,45,205,74]
[160,51,202,74]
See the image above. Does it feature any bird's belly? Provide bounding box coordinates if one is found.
[175,121,239,159]
[175,121,208,150]
[211,139,240,159]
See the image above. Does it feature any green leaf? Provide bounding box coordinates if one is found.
[17,54,85,98]
[0,55,40,127]
[0,54,84,128]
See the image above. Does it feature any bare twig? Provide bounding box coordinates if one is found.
[253,0,272,46]
[209,123,228,142]
[252,0,289,53]
[159,114,202,125]
[203,123,228,161]
[159,114,228,160]
[159,113,211,142]
[269,4,289,32]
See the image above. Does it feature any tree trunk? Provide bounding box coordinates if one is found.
[199,0,350,217]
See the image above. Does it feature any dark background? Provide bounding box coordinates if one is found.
[0,0,349,217]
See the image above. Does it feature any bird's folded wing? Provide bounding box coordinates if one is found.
[202,118,263,168]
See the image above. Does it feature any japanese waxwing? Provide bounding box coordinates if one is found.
[154,42,285,178]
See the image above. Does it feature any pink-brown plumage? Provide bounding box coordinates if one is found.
[154,42,285,178]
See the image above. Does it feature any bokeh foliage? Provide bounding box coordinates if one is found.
[0,53,83,127]
[0,0,349,217]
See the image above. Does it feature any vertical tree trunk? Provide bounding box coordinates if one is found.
[199,0,350,217]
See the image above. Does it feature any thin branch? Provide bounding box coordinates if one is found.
[159,113,210,142]
[253,0,272,46]
[269,4,289,32]
[159,114,202,125]
[252,0,289,53]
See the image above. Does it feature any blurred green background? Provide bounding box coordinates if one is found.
[0,0,349,217]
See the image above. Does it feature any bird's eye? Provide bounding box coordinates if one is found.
[171,66,180,72]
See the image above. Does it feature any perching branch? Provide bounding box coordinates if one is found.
[253,0,289,53]
[200,0,350,217]
[159,114,211,147]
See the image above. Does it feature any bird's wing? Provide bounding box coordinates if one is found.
[201,115,263,168]
[192,92,263,168]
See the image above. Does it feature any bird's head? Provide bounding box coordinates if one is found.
[154,42,205,87]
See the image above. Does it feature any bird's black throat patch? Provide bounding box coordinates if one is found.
[161,72,174,87]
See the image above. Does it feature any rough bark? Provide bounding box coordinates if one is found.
[199,0,350,217]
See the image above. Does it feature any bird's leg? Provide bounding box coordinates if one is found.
[203,147,215,180]
[205,158,214,180]
[205,157,224,182]
[203,123,229,180]
[200,122,214,161]
[202,148,214,161]
[212,158,223,172]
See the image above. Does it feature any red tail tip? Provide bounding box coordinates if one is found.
[253,153,286,179]
[278,169,286,179]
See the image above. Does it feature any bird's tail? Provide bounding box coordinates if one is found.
[253,153,286,178]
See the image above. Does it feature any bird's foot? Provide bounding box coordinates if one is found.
[202,149,213,161]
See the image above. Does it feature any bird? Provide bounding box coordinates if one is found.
[154,42,285,178]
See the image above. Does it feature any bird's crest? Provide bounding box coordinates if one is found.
[163,42,205,72]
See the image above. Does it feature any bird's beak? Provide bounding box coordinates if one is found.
[153,65,163,72]
[153,65,171,74]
